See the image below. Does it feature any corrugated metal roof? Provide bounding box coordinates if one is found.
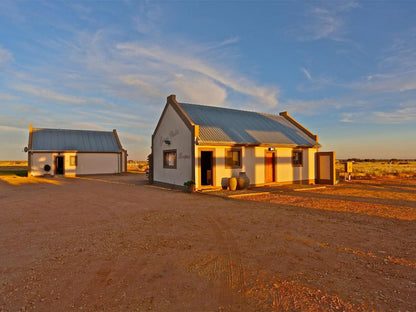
[179,103,320,147]
[31,128,121,152]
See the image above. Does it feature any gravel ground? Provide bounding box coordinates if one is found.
[1,174,415,311]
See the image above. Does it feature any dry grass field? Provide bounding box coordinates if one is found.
[1,173,415,311]
[336,160,416,178]
[127,161,149,173]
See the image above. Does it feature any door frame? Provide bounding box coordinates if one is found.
[264,151,276,183]
[198,148,215,188]
[54,155,65,175]
[316,151,335,185]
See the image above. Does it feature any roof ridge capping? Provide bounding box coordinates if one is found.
[279,111,319,142]
[32,127,112,133]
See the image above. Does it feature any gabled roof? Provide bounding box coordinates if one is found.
[165,95,320,147]
[29,127,122,152]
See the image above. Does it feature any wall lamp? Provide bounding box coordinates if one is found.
[164,139,171,145]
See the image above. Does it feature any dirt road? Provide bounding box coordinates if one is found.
[1,174,415,311]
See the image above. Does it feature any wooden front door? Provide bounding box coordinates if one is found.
[265,152,276,183]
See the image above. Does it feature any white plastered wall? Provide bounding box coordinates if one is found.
[153,104,193,186]
[30,152,55,176]
[276,147,318,183]
[76,153,119,175]
[29,152,120,176]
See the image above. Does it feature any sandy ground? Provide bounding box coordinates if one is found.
[1,174,415,311]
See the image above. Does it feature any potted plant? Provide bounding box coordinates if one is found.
[183,180,195,193]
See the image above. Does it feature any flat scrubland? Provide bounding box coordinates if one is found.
[1,173,415,311]
[127,161,149,173]
[336,160,416,178]
[0,161,28,176]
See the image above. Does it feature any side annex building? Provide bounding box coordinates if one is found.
[28,126,127,177]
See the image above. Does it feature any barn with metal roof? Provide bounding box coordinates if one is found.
[151,95,335,191]
[27,126,127,176]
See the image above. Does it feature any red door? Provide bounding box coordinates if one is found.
[265,152,275,183]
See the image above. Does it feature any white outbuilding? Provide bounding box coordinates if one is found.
[27,125,127,177]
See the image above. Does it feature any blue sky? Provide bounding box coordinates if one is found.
[0,0,415,160]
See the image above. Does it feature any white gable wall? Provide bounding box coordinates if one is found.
[153,104,193,187]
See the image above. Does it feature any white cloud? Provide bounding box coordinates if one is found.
[13,84,87,104]
[170,74,227,106]
[372,106,416,124]
[121,75,163,97]
[116,42,279,107]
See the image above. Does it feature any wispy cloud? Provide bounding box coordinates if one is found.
[120,75,163,98]
[301,67,312,80]
[117,42,279,107]
[356,70,416,92]
[0,125,26,132]
[170,74,227,106]
[13,84,87,104]
[133,2,162,35]
[358,28,416,93]
[297,68,336,92]
[341,101,416,124]
[0,46,13,63]
[288,0,358,41]
[281,98,334,114]
[0,92,17,101]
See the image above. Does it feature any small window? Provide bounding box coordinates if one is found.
[225,148,242,168]
[292,149,303,167]
[163,150,177,169]
[70,155,77,166]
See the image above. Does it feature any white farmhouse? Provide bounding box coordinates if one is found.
[151,95,335,191]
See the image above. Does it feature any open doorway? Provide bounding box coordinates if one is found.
[200,151,213,186]
[55,156,64,175]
